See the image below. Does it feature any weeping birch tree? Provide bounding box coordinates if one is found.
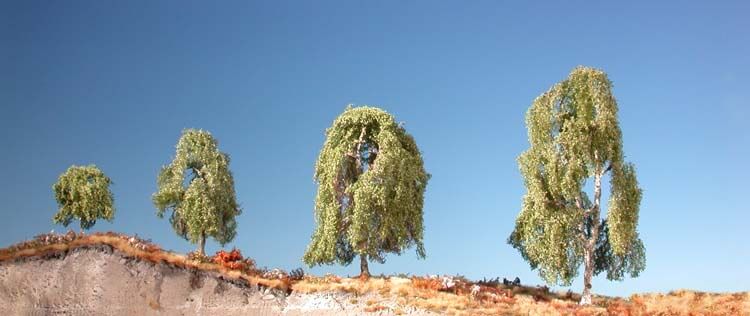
[303,106,430,278]
[153,129,241,255]
[52,165,115,230]
[508,67,645,305]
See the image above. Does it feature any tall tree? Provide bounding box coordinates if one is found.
[52,165,115,230]
[509,67,645,304]
[153,129,241,255]
[303,106,430,278]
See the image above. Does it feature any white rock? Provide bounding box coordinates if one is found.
[262,294,276,301]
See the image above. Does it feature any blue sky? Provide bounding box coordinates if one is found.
[1,1,748,297]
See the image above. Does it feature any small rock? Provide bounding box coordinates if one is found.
[441,276,456,290]
[471,284,481,297]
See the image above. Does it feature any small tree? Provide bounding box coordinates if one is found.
[153,129,241,255]
[509,67,645,305]
[303,106,430,278]
[52,165,115,230]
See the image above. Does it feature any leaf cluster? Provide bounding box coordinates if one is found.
[52,165,115,230]
[303,106,430,267]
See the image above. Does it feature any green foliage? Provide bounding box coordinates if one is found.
[594,221,646,281]
[303,105,430,267]
[509,66,644,286]
[152,129,241,250]
[52,165,115,230]
[608,163,642,255]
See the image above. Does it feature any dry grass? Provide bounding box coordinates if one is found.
[2,233,748,316]
[629,290,749,316]
[293,276,750,316]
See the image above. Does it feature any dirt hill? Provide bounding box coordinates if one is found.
[0,232,747,315]
[0,233,435,315]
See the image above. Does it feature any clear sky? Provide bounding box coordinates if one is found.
[1,1,748,297]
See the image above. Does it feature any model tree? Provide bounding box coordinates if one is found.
[508,67,645,305]
[153,129,241,255]
[52,165,115,230]
[303,106,430,278]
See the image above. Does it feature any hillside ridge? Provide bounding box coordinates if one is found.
[1,232,747,315]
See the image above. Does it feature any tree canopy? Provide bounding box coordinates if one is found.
[52,165,115,230]
[508,66,644,304]
[153,129,241,254]
[303,105,430,276]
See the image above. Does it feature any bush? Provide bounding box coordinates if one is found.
[212,248,256,273]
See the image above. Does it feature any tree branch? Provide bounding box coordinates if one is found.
[345,127,368,167]
[352,126,368,176]
[336,127,368,232]
[189,167,206,185]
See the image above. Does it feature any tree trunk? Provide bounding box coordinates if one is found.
[354,127,371,281]
[198,231,206,256]
[580,245,594,305]
[359,254,370,279]
[580,169,603,305]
